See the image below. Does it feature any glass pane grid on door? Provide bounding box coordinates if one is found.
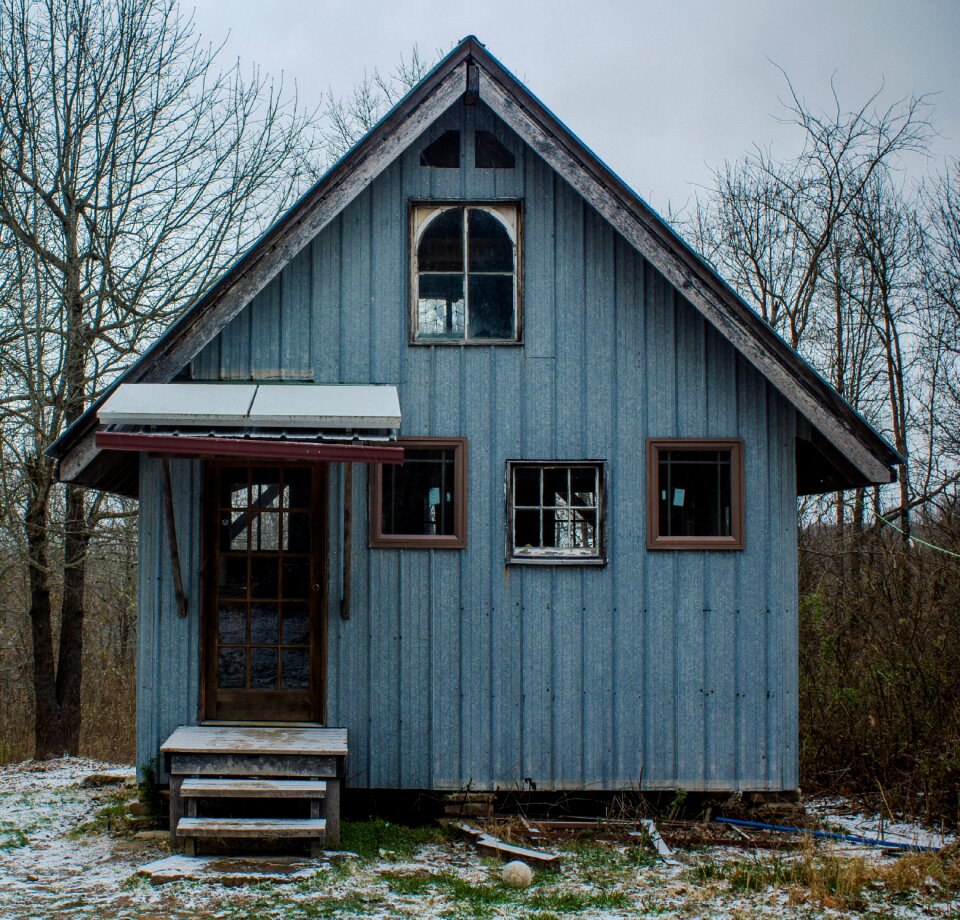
[216,466,312,692]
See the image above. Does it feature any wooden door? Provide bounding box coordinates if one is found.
[202,462,325,722]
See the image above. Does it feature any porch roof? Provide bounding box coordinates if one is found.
[94,382,404,470]
[99,382,402,430]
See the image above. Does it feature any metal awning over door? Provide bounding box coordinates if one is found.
[94,383,403,464]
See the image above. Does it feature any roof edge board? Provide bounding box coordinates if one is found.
[475,69,895,485]
[136,62,468,387]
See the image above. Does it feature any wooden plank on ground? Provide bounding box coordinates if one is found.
[452,823,559,866]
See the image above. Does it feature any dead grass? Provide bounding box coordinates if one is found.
[691,845,960,910]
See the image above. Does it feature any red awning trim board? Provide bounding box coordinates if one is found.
[95,429,404,464]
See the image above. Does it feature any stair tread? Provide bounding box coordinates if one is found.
[180,778,326,798]
[178,817,326,838]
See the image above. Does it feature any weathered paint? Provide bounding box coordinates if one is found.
[139,98,799,791]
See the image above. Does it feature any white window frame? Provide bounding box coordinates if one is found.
[410,201,522,344]
[506,460,606,565]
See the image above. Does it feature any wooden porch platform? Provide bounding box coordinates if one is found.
[162,725,347,856]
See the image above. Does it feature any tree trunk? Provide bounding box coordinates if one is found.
[57,482,89,754]
[26,469,67,758]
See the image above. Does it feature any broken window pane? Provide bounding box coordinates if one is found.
[475,130,515,169]
[417,274,465,337]
[420,130,461,167]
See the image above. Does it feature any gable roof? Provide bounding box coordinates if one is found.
[48,35,900,495]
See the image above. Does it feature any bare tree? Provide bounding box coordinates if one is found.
[689,74,935,533]
[0,0,319,756]
[320,45,435,161]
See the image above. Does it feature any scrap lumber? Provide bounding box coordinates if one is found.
[452,822,560,865]
[628,820,681,865]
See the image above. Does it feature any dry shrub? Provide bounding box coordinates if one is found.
[715,846,960,910]
[799,509,960,824]
[0,516,136,764]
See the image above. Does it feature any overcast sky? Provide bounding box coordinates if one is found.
[189,0,959,215]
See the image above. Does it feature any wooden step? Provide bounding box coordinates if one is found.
[177,817,326,839]
[180,778,326,799]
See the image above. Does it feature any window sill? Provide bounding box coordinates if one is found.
[508,554,606,566]
[409,338,524,347]
[370,537,466,550]
[646,537,744,551]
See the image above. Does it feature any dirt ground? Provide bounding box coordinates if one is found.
[0,757,957,919]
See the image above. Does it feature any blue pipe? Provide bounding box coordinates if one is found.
[714,816,939,853]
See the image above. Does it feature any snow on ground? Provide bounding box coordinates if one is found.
[0,758,958,919]
[805,795,956,851]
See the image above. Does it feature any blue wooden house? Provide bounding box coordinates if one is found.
[50,37,898,850]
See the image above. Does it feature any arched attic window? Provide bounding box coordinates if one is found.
[412,203,520,343]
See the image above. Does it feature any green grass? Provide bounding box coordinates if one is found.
[67,793,132,838]
[0,824,28,849]
[527,889,631,912]
[381,869,437,895]
[339,817,447,860]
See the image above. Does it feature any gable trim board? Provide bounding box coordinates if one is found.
[47,37,899,491]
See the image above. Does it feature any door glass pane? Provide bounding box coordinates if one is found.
[252,472,281,509]
[219,557,247,595]
[221,470,248,509]
[250,602,279,644]
[253,511,281,551]
[218,648,245,689]
[250,647,278,689]
[282,559,309,599]
[250,557,278,596]
[286,513,310,552]
[218,603,246,644]
[285,469,311,509]
[282,648,309,689]
[282,604,310,645]
[221,510,249,551]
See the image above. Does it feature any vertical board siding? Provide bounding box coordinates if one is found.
[136,455,202,780]
[142,98,801,791]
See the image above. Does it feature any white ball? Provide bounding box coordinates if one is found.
[501,860,533,888]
